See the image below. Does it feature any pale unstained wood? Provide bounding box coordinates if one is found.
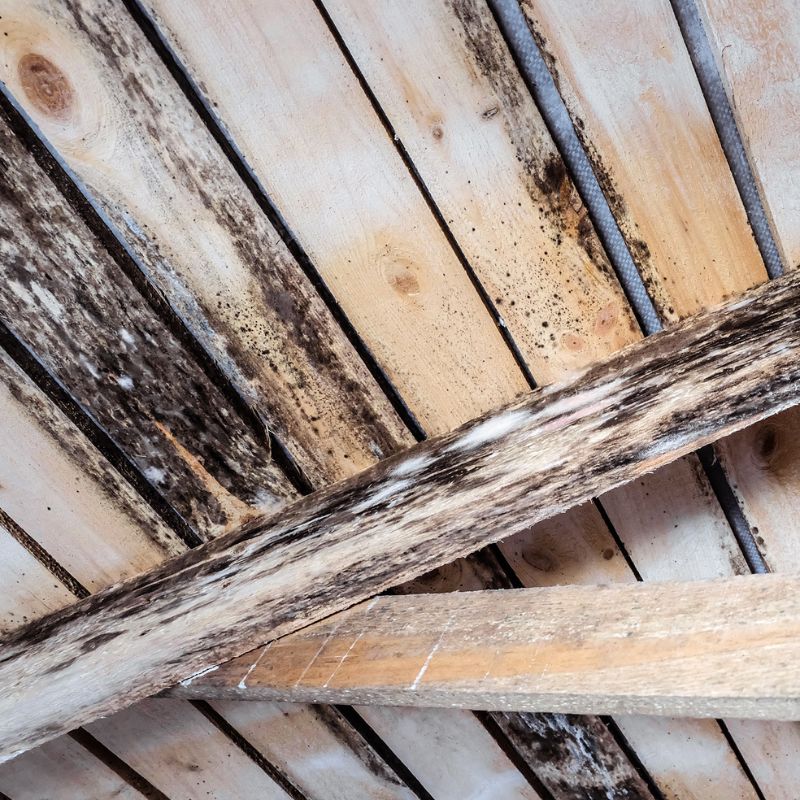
[696,0,800,269]
[174,576,800,720]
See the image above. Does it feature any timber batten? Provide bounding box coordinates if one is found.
[2,270,800,759]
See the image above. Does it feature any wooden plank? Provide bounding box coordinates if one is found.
[142,0,529,436]
[0,0,411,486]
[3,268,800,760]
[0,5,431,793]
[513,2,781,794]
[0,736,147,800]
[694,0,800,269]
[209,702,419,800]
[321,0,640,383]
[518,0,766,321]
[0,111,294,537]
[171,576,800,719]
[285,2,735,793]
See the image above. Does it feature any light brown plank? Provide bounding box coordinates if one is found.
[142,0,529,436]
[0,0,411,486]
[172,576,800,719]
[695,0,800,270]
[3,268,800,759]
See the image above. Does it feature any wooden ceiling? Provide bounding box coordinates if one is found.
[0,0,798,798]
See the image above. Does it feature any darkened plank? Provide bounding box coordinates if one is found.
[0,0,412,489]
[2,268,800,759]
[0,110,294,537]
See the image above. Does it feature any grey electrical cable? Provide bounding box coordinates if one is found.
[671,0,785,279]
[488,0,663,336]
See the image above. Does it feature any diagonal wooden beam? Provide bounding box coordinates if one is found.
[3,269,800,761]
[166,574,800,720]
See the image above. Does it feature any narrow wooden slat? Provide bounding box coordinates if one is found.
[322,0,640,382]
[142,0,529,436]
[3,269,800,760]
[170,576,800,719]
[0,112,294,537]
[694,0,800,270]
[518,0,767,320]
[0,0,411,486]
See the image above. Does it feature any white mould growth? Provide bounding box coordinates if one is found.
[446,408,530,453]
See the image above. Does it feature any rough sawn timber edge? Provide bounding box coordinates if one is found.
[2,267,800,761]
[168,575,800,720]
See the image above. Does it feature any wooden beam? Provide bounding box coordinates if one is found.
[3,269,800,760]
[168,574,800,719]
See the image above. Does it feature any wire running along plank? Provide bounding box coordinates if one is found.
[0,0,412,488]
[4,269,800,760]
[518,0,766,321]
[514,0,788,794]
[314,0,766,796]
[171,575,800,720]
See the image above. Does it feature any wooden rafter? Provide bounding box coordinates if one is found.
[168,574,800,720]
[2,268,800,760]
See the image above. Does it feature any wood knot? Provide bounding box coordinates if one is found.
[431,124,444,140]
[754,424,779,467]
[18,53,74,119]
[382,258,420,297]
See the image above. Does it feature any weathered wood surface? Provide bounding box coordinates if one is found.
[518,0,766,320]
[0,735,148,800]
[0,353,302,797]
[3,270,800,759]
[695,0,800,270]
[140,0,646,793]
[322,0,639,382]
[0,110,294,537]
[171,576,800,719]
[0,0,412,487]
[142,0,529,436]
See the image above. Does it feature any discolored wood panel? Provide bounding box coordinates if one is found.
[695,0,800,270]
[0,111,294,537]
[5,267,800,759]
[323,0,639,382]
[519,0,766,321]
[142,0,529,437]
[0,0,412,487]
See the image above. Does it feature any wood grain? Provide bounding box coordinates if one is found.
[695,0,800,270]
[0,111,294,537]
[323,0,639,382]
[519,0,766,321]
[143,0,529,436]
[171,576,800,719]
[3,268,800,759]
[0,0,412,487]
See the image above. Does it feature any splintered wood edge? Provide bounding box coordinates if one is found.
[2,268,800,760]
